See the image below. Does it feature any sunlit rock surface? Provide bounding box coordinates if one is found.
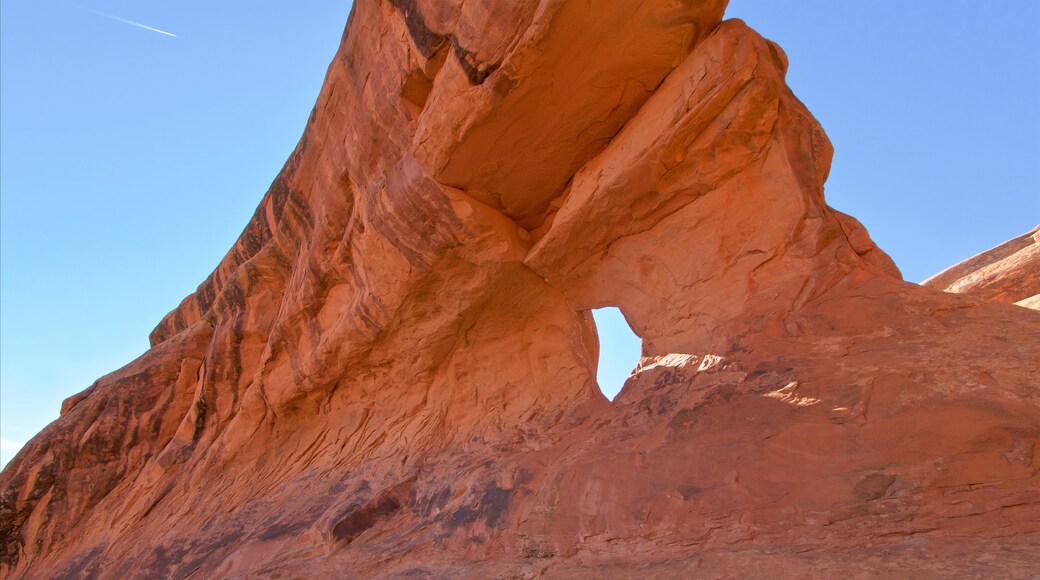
[2,1,1038,577]
[924,225,1039,310]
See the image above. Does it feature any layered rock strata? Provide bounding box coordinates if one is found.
[2,1,1038,577]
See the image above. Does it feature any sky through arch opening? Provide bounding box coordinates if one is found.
[590,307,642,401]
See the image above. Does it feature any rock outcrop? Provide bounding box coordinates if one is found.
[2,1,1038,577]
[924,225,1040,310]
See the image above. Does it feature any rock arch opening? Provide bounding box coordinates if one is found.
[590,307,642,401]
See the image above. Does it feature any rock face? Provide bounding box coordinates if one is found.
[2,2,1038,577]
[923,225,1040,310]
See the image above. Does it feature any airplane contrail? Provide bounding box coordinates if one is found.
[90,9,177,38]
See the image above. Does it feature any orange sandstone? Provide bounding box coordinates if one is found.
[2,2,1038,577]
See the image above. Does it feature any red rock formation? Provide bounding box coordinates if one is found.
[923,225,1040,310]
[2,2,1038,577]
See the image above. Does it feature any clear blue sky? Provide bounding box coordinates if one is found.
[2,1,1037,467]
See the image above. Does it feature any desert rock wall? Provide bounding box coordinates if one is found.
[2,1,1037,577]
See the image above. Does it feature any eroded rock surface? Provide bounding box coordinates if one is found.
[3,1,1038,577]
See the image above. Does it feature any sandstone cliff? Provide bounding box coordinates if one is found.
[2,1,1038,577]
[924,225,1040,310]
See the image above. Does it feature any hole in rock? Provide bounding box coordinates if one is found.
[590,307,642,401]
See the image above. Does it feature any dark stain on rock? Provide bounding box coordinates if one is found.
[677,484,709,501]
[449,484,513,529]
[394,567,437,577]
[515,468,535,488]
[412,486,452,518]
[333,495,402,543]
[332,477,416,544]
[53,546,106,580]
[651,369,685,391]
[0,486,27,567]
[258,519,309,542]
[192,395,207,442]
[388,0,500,85]
[480,485,512,528]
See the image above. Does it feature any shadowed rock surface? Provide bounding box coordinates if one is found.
[2,1,1038,577]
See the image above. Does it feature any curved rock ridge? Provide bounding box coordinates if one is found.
[923,225,1040,310]
[2,1,1038,577]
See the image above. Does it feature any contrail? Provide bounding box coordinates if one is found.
[90,9,177,38]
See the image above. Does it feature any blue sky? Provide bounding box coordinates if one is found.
[2,1,1037,467]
